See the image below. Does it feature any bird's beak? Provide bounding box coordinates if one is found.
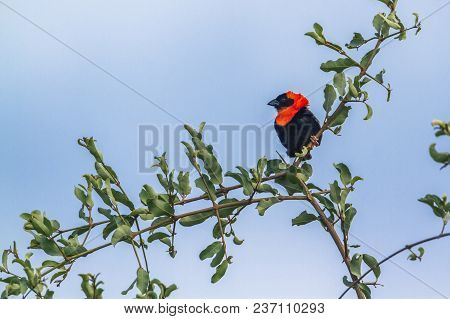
[267,99,279,107]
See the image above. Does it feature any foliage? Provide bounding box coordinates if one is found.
[1,0,447,300]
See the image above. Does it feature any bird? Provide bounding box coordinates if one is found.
[268,91,321,159]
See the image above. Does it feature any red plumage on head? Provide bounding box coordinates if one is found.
[276,91,309,126]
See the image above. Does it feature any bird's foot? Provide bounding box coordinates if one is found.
[310,135,319,147]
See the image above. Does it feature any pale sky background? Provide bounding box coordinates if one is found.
[0,0,449,299]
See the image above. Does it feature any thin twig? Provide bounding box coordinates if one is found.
[339,232,450,299]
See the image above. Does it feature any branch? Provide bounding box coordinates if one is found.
[338,232,450,299]
[298,179,366,299]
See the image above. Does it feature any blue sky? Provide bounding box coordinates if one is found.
[0,0,449,298]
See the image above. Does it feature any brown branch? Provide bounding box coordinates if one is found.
[298,179,366,299]
[338,232,450,299]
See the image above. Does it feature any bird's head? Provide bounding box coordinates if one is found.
[267,91,309,112]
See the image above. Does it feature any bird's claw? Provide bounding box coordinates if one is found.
[310,135,319,147]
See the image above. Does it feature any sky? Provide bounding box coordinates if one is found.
[0,0,449,299]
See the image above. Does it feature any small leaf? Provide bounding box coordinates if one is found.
[329,181,341,204]
[350,254,363,278]
[199,242,222,260]
[179,211,214,227]
[361,49,380,69]
[292,211,317,226]
[320,58,358,73]
[195,175,217,201]
[363,103,373,120]
[175,172,191,197]
[329,106,351,127]
[111,225,131,246]
[323,84,337,113]
[346,32,365,49]
[333,72,346,96]
[233,236,244,245]
[256,198,280,216]
[211,260,229,284]
[334,163,352,186]
[343,207,357,235]
[363,254,381,279]
[136,268,150,294]
[210,247,225,268]
[147,198,175,217]
[429,144,450,165]
[147,232,170,244]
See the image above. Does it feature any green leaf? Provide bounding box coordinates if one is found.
[256,184,279,196]
[79,274,94,298]
[195,175,217,201]
[429,144,450,165]
[233,236,244,246]
[95,162,115,182]
[292,211,317,226]
[111,189,135,211]
[343,207,357,235]
[347,78,359,98]
[2,251,8,271]
[377,0,393,7]
[147,198,175,217]
[305,31,326,45]
[313,23,324,37]
[139,185,157,205]
[320,58,358,73]
[360,49,380,69]
[225,170,253,196]
[418,194,447,219]
[329,106,351,127]
[210,247,225,268]
[211,260,229,284]
[381,12,401,30]
[329,181,341,204]
[314,194,336,214]
[197,149,223,185]
[375,69,385,84]
[179,211,214,227]
[342,276,353,287]
[350,176,364,187]
[175,172,191,197]
[111,225,131,246]
[30,215,53,236]
[334,163,352,186]
[274,167,303,195]
[217,198,240,218]
[346,32,365,49]
[255,157,268,180]
[363,254,381,279]
[359,282,372,299]
[333,72,346,96]
[79,137,103,162]
[418,247,425,258]
[363,103,373,120]
[199,242,222,260]
[323,84,337,113]
[74,187,87,204]
[34,235,62,256]
[265,159,287,176]
[256,198,280,216]
[136,268,150,294]
[350,254,363,278]
[147,232,170,244]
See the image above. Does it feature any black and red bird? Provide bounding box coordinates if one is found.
[268,91,321,158]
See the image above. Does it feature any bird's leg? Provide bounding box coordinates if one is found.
[310,135,320,147]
